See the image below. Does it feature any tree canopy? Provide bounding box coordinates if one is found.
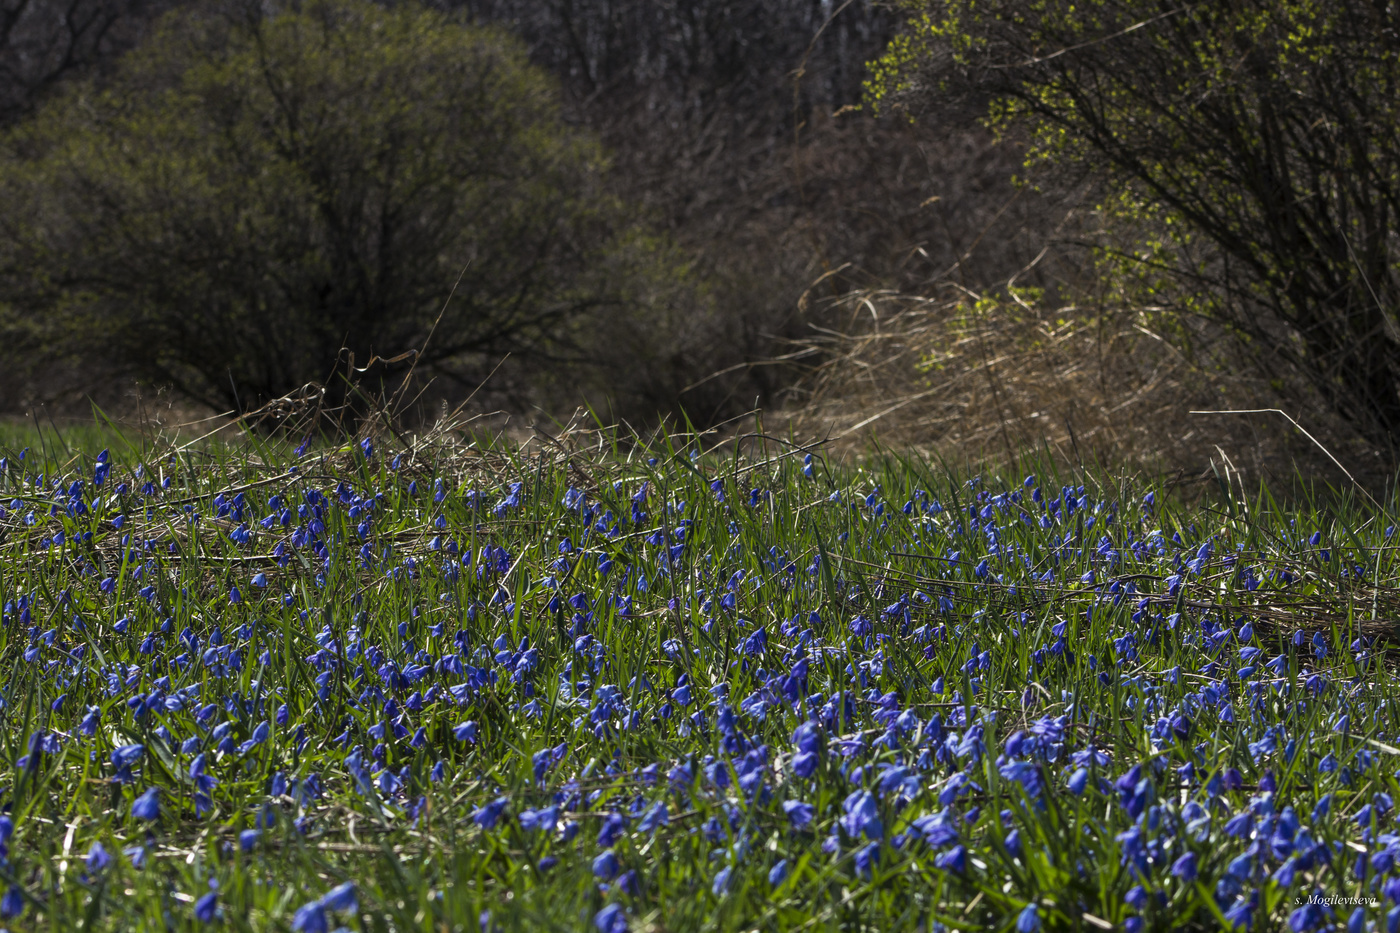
[872,0,1400,455]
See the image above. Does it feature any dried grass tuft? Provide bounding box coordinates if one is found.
[781,286,1375,487]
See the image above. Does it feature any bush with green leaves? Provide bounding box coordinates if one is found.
[869,0,1400,458]
[0,0,654,414]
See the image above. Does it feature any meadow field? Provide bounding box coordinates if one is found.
[0,418,1396,931]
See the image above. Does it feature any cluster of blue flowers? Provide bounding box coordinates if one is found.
[0,440,1395,929]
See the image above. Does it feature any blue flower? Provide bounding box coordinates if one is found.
[472,797,508,829]
[783,800,815,829]
[0,884,23,918]
[592,850,620,881]
[853,842,880,878]
[769,859,790,886]
[712,866,733,895]
[840,790,882,840]
[1016,904,1041,933]
[1171,851,1198,882]
[594,904,628,933]
[195,890,219,922]
[1223,899,1253,931]
[792,749,819,778]
[637,802,668,833]
[190,754,218,793]
[597,812,627,847]
[291,901,328,933]
[934,844,966,873]
[112,743,145,769]
[322,882,357,913]
[131,787,160,821]
[519,806,559,834]
[86,841,112,872]
[1289,903,1324,932]
[1224,812,1254,838]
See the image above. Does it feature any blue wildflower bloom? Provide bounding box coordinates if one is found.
[854,843,879,878]
[194,890,219,922]
[322,882,357,913]
[712,866,733,895]
[769,859,790,886]
[131,787,160,821]
[86,841,112,872]
[111,743,145,783]
[1,885,24,918]
[1289,903,1324,932]
[291,901,328,933]
[472,797,508,829]
[1223,899,1253,931]
[840,790,883,840]
[1224,812,1254,838]
[597,812,627,847]
[783,800,815,829]
[594,904,628,933]
[520,806,560,833]
[592,850,621,881]
[637,802,668,833]
[934,844,967,873]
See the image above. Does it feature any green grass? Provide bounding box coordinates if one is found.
[0,421,1395,931]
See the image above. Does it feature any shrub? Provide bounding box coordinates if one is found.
[869,0,1400,457]
[0,0,639,416]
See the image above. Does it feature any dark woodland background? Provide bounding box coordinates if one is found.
[0,0,1060,417]
[2,0,1397,485]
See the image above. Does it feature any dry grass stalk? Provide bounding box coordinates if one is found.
[781,287,1364,484]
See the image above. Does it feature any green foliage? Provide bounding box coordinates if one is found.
[0,0,647,414]
[870,0,1400,455]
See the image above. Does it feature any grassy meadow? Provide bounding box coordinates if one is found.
[0,418,1395,931]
